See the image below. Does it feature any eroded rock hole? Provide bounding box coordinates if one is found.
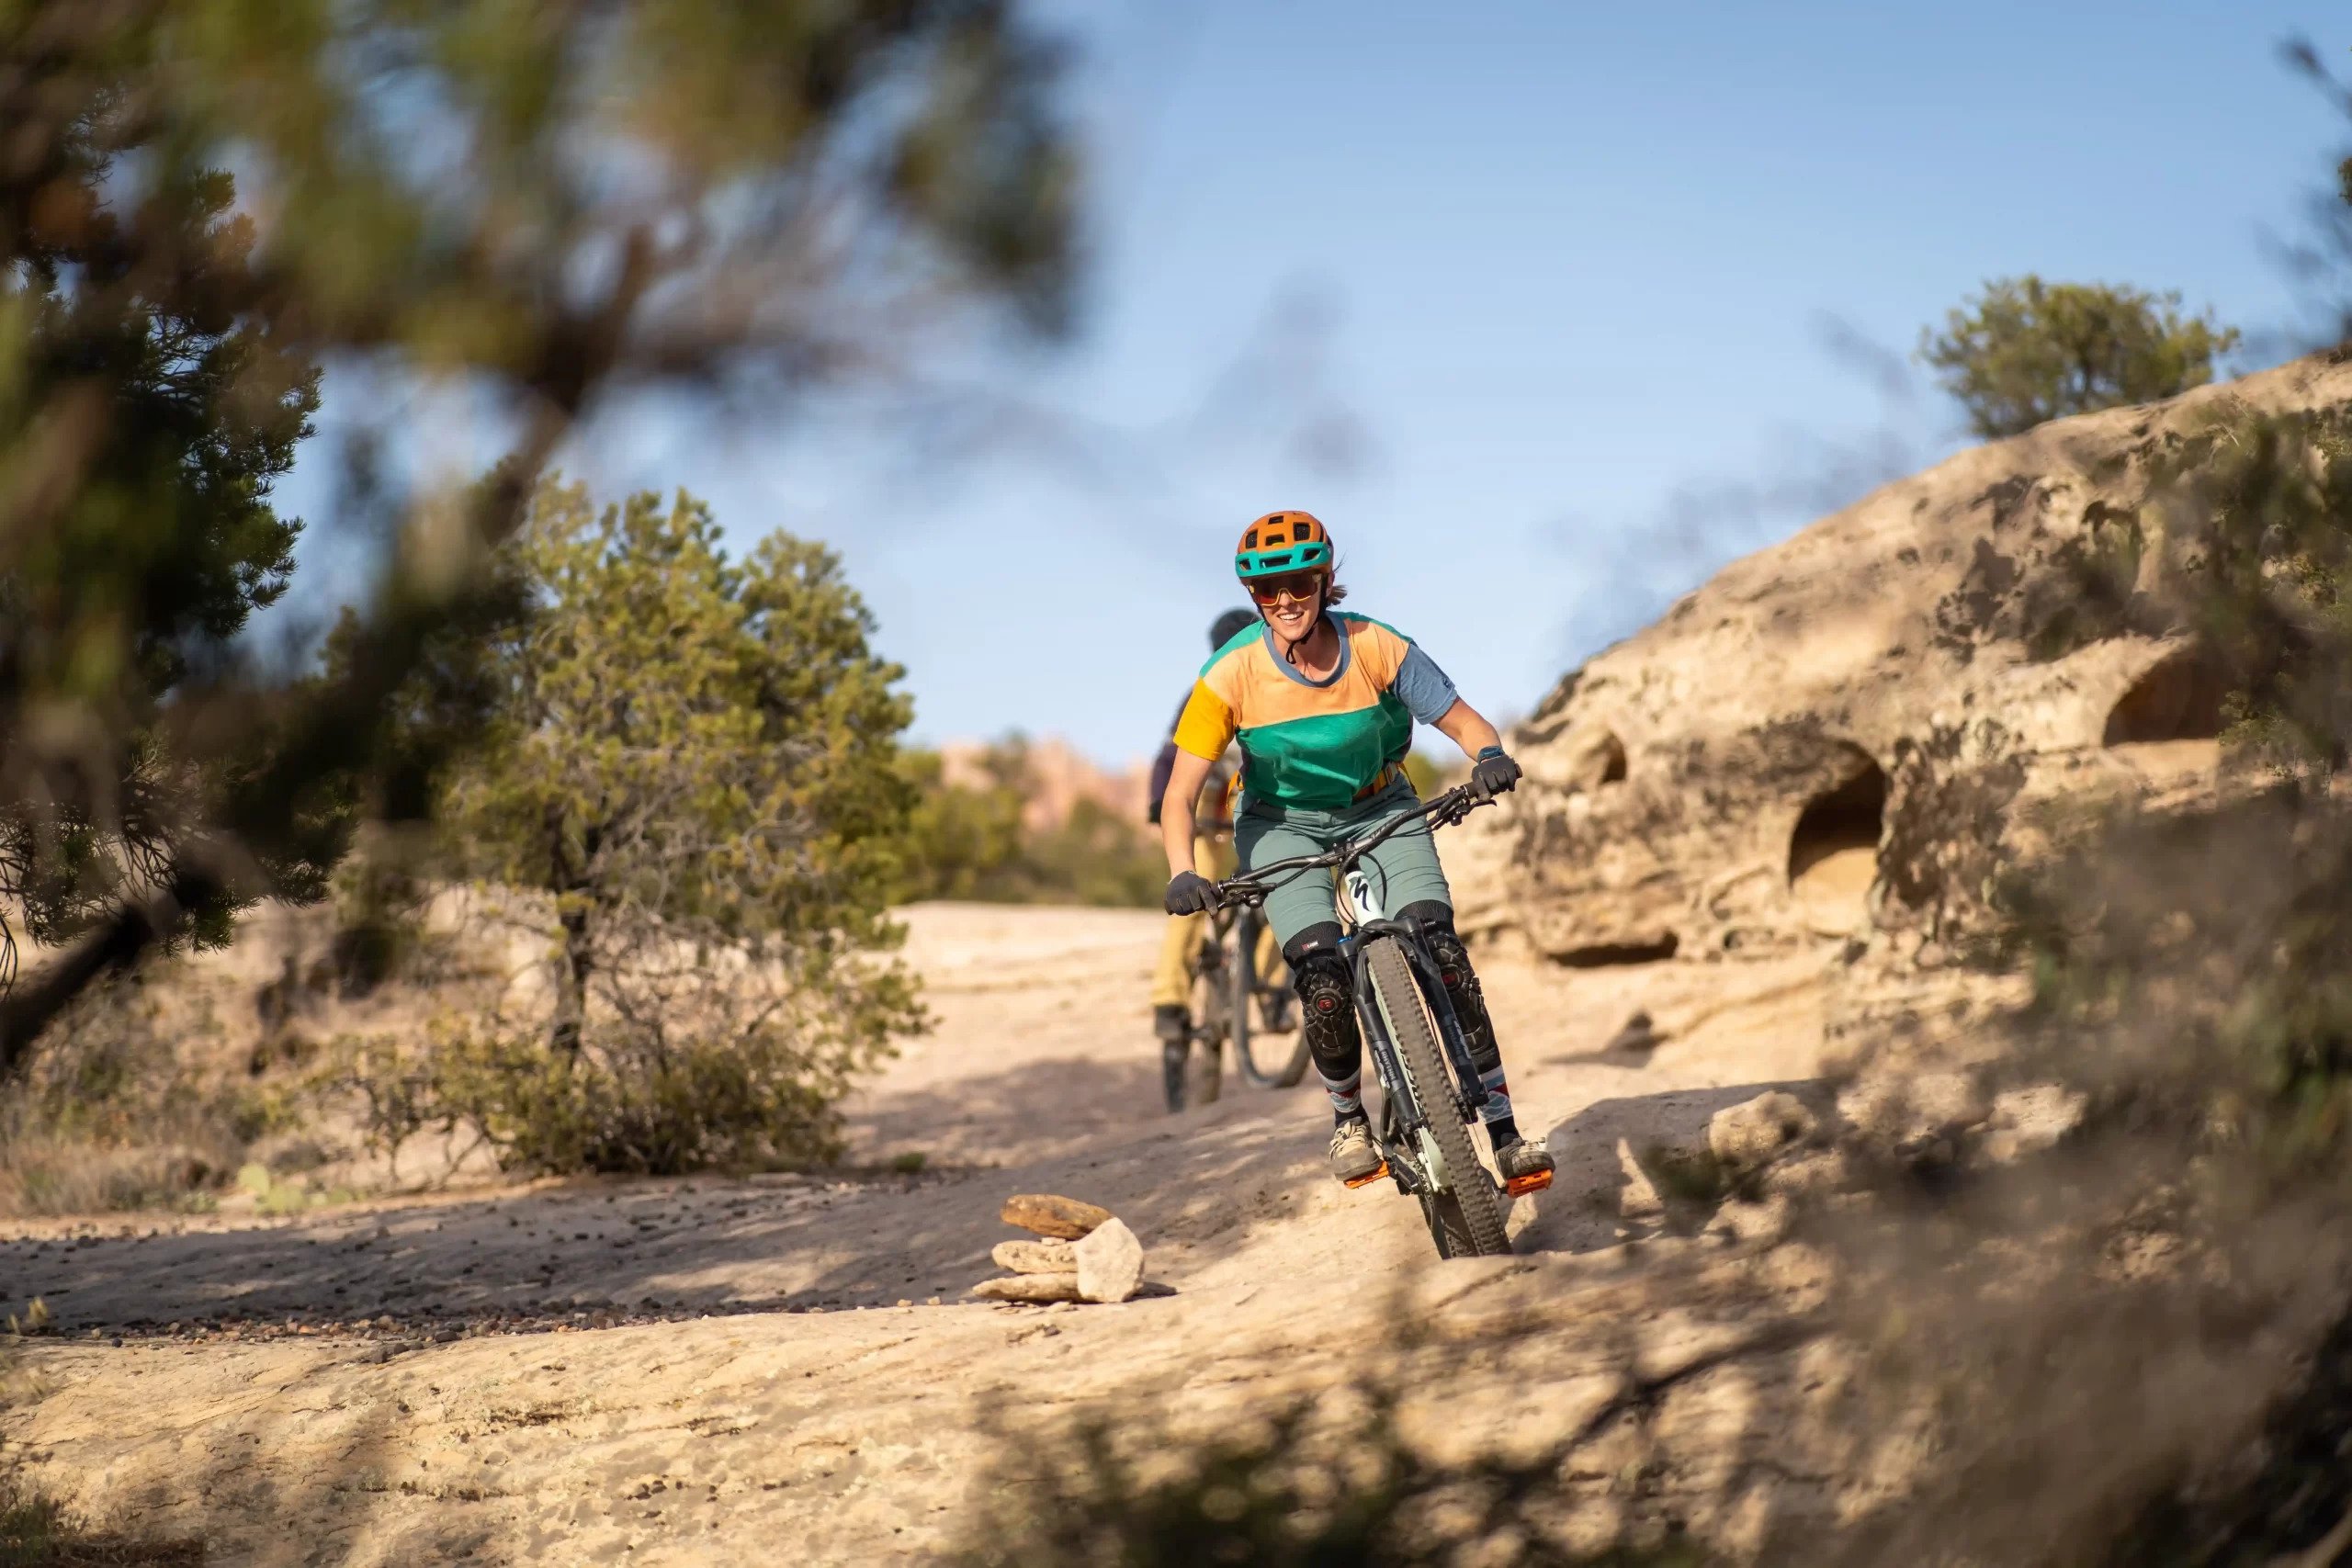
[1788,761,1886,926]
[1598,733,1628,784]
[2104,652,2228,747]
[1552,932,1679,967]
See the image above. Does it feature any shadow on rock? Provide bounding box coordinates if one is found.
[1,1054,1335,1331]
[1517,1080,1829,1256]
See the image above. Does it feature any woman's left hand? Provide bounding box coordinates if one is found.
[1471,747,1521,800]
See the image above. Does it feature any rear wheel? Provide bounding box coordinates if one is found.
[1364,935,1510,1258]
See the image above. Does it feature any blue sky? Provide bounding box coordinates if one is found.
[279,1,2351,764]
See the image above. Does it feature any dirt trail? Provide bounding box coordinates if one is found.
[0,904,1838,1564]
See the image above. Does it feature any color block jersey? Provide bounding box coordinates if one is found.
[1172,614,1460,810]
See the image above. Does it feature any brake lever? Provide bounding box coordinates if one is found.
[1216,883,1269,911]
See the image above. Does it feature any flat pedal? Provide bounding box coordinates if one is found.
[1503,1169,1554,1197]
[1343,1160,1390,1190]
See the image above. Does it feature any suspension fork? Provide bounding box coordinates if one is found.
[1347,938,1421,1138]
[1354,919,1489,1122]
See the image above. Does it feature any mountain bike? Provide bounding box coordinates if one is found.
[1212,783,1549,1259]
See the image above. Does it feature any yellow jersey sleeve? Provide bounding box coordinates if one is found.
[1171,679,1238,761]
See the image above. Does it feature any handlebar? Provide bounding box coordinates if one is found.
[1211,782,1494,911]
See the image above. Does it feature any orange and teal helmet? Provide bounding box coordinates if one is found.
[1234,511,1334,581]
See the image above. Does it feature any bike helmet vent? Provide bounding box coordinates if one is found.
[1234,510,1335,580]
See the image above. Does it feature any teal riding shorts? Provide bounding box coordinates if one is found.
[1232,778,1453,949]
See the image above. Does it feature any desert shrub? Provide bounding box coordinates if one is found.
[346,481,922,1176]
[369,969,885,1176]
[898,748,1030,900]
[0,971,256,1217]
[1919,276,2239,437]
[899,737,1165,907]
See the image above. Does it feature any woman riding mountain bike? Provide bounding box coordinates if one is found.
[1158,511,1555,1190]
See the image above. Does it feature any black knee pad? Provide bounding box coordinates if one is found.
[1284,925,1360,1078]
[1399,901,1499,1073]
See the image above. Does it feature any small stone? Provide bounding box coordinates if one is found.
[1073,1217,1144,1304]
[972,1274,1081,1303]
[991,1239,1078,1275]
[1708,1091,1817,1174]
[999,1194,1113,1240]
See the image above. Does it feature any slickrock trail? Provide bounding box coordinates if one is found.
[11,358,2342,1562]
[0,902,1836,1565]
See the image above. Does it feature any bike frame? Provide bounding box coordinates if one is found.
[1212,784,1498,1197]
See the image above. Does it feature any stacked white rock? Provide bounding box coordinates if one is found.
[972,1194,1145,1304]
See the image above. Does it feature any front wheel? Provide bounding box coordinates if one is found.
[1229,912,1307,1089]
[1364,935,1510,1258]
[1186,932,1228,1107]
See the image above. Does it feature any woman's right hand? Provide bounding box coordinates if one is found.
[1163,871,1217,916]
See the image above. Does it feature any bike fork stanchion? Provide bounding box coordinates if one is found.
[1351,951,1422,1188]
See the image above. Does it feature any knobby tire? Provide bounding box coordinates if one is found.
[1364,935,1510,1258]
[1186,927,1226,1107]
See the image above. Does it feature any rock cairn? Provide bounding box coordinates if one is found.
[972,1193,1144,1304]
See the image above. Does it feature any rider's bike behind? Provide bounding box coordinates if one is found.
[1147,608,1269,1111]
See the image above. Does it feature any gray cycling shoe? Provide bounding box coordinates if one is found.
[1494,1134,1555,1189]
[1327,1118,1385,1187]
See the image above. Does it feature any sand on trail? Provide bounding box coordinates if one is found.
[0,902,1836,1565]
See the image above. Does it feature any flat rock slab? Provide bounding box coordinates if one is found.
[1001,1193,1112,1239]
[1074,1216,1144,1303]
[992,1238,1078,1275]
[972,1272,1081,1303]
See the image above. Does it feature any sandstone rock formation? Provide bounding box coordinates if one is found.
[1451,355,2352,968]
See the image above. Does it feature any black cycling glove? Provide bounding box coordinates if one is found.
[1163,871,1217,916]
[1471,746,1522,800]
